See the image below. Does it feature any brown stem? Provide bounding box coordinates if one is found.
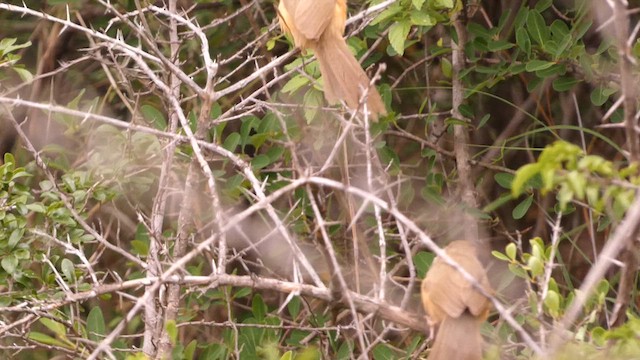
[147,0,182,356]
[451,4,479,241]
[608,0,640,329]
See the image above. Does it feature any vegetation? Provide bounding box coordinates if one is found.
[0,0,639,359]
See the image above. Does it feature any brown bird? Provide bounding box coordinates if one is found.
[277,0,387,120]
[421,240,493,360]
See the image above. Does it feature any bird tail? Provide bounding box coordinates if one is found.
[314,34,386,120]
[429,312,484,360]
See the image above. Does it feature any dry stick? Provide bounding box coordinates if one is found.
[0,274,428,334]
[451,7,479,241]
[305,185,369,354]
[572,93,599,281]
[154,0,186,357]
[361,109,409,357]
[0,313,36,337]
[32,230,100,286]
[134,1,219,354]
[142,50,181,360]
[362,92,388,303]
[548,194,640,355]
[336,120,364,298]
[609,0,640,329]
[613,0,640,163]
[537,212,563,349]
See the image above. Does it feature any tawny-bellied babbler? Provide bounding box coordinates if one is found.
[421,240,493,360]
[277,0,387,120]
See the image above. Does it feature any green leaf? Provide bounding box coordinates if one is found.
[3,152,15,166]
[478,113,491,129]
[512,195,533,219]
[553,77,581,92]
[512,163,541,196]
[184,340,197,360]
[251,154,271,171]
[487,40,514,52]
[281,75,309,94]
[303,89,323,124]
[14,248,30,260]
[492,250,510,262]
[28,332,71,348]
[223,132,241,152]
[141,104,167,130]
[87,307,106,342]
[566,170,586,200]
[252,294,267,321]
[526,10,549,46]
[165,320,177,345]
[26,203,46,213]
[8,228,23,248]
[234,287,252,300]
[506,243,517,261]
[432,0,454,9]
[444,117,469,126]
[61,258,75,282]
[13,67,33,82]
[1,255,18,274]
[266,37,276,51]
[494,173,514,189]
[528,256,544,277]
[591,86,616,106]
[410,10,435,26]
[550,20,570,41]
[40,318,67,338]
[534,0,553,12]
[468,23,493,39]
[544,290,560,316]
[441,57,452,78]
[0,38,31,56]
[371,3,402,26]
[280,351,293,360]
[131,240,149,256]
[525,60,555,72]
[412,0,426,9]
[287,296,301,319]
[513,6,529,30]
[482,193,513,213]
[414,251,435,278]
[535,63,566,78]
[388,21,411,56]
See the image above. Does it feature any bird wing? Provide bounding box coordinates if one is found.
[423,257,469,319]
[424,241,492,320]
[290,0,335,41]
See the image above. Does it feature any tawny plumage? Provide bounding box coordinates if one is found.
[421,240,493,360]
[278,0,386,120]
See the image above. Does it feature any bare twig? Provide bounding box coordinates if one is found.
[451,4,479,240]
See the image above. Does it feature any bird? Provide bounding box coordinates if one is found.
[277,0,387,120]
[421,240,493,360]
